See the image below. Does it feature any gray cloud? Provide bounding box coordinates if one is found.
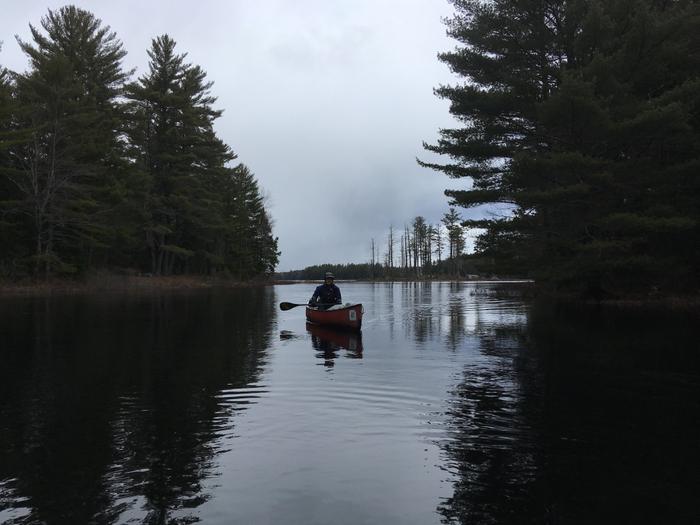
[1,0,473,271]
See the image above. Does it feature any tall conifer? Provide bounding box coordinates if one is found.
[1,9,279,280]
[423,0,700,295]
[126,36,278,277]
[0,55,27,274]
[126,35,235,275]
[7,6,135,276]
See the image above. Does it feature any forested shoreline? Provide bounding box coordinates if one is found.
[421,0,700,299]
[3,2,699,301]
[284,1,700,300]
[0,6,279,282]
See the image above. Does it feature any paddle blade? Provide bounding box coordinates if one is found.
[279,302,304,311]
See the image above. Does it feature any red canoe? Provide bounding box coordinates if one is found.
[305,303,363,330]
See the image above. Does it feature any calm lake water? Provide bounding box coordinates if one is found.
[1,282,698,524]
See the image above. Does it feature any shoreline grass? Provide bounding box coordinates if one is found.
[0,273,276,296]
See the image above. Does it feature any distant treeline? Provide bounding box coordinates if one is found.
[422,1,700,298]
[0,6,279,280]
[275,255,485,281]
[278,210,499,280]
[369,210,468,274]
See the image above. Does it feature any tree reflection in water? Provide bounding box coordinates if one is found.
[437,320,545,524]
[2,283,698,525]
[437,296,700,525]
[0,288,276,525]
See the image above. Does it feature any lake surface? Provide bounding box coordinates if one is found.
[1,282,698,524]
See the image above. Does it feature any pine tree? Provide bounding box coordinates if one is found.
[1,12,279,280]
[221,164,279,277]
[5,6,135,276]
[0,55,27,275]
[126,35,235,275]
[423,0,700,296]
[412,216,428,274]
[442,208,464,260]
[387,225,395,271]
[432,223,444,263]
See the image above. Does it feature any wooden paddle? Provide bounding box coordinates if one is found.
[279,302,334,311]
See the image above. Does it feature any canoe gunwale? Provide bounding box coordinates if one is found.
[306,303,363,312]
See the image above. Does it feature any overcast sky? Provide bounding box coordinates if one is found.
[0,0,480,271]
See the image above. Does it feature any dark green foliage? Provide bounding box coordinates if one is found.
[222,165,279,277]
[423,0,700,297]
[0,55,27,277]
[125,35,278,277]
[277,263,385,281]
[0,8,278,280]
[3,6,138,276]
[276,256,484,281]
[125,34,232,275]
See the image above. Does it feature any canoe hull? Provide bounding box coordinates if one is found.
[306,303,363,330]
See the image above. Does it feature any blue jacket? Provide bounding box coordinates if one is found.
[309,283,342,306]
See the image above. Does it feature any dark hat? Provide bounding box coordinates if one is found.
[324,272,335,279]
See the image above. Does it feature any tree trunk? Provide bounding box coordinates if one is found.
[45,225,54,281]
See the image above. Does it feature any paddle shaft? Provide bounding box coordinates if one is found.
[279,302,337,311]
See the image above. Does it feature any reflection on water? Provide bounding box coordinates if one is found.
[437,312,545,524]
[437,298,700,525]
[307,323,363,368]
[278,324,363,368]
[0,288,276,524]
[1,282,698,524]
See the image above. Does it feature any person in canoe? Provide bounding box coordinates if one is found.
[308,272,342,310]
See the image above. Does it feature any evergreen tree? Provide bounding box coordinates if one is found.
[412,216,428,274]
[423,0,700,296]
[1,11,279,281]
[432,223,444,263]
[442,208,464,259]
[126,36,278,277]
[0,53,27,275]
[221,164,279,277]
[126,35,235,275]
[5,6,135,276]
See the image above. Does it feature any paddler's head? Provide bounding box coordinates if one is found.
[324,272,335,284]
